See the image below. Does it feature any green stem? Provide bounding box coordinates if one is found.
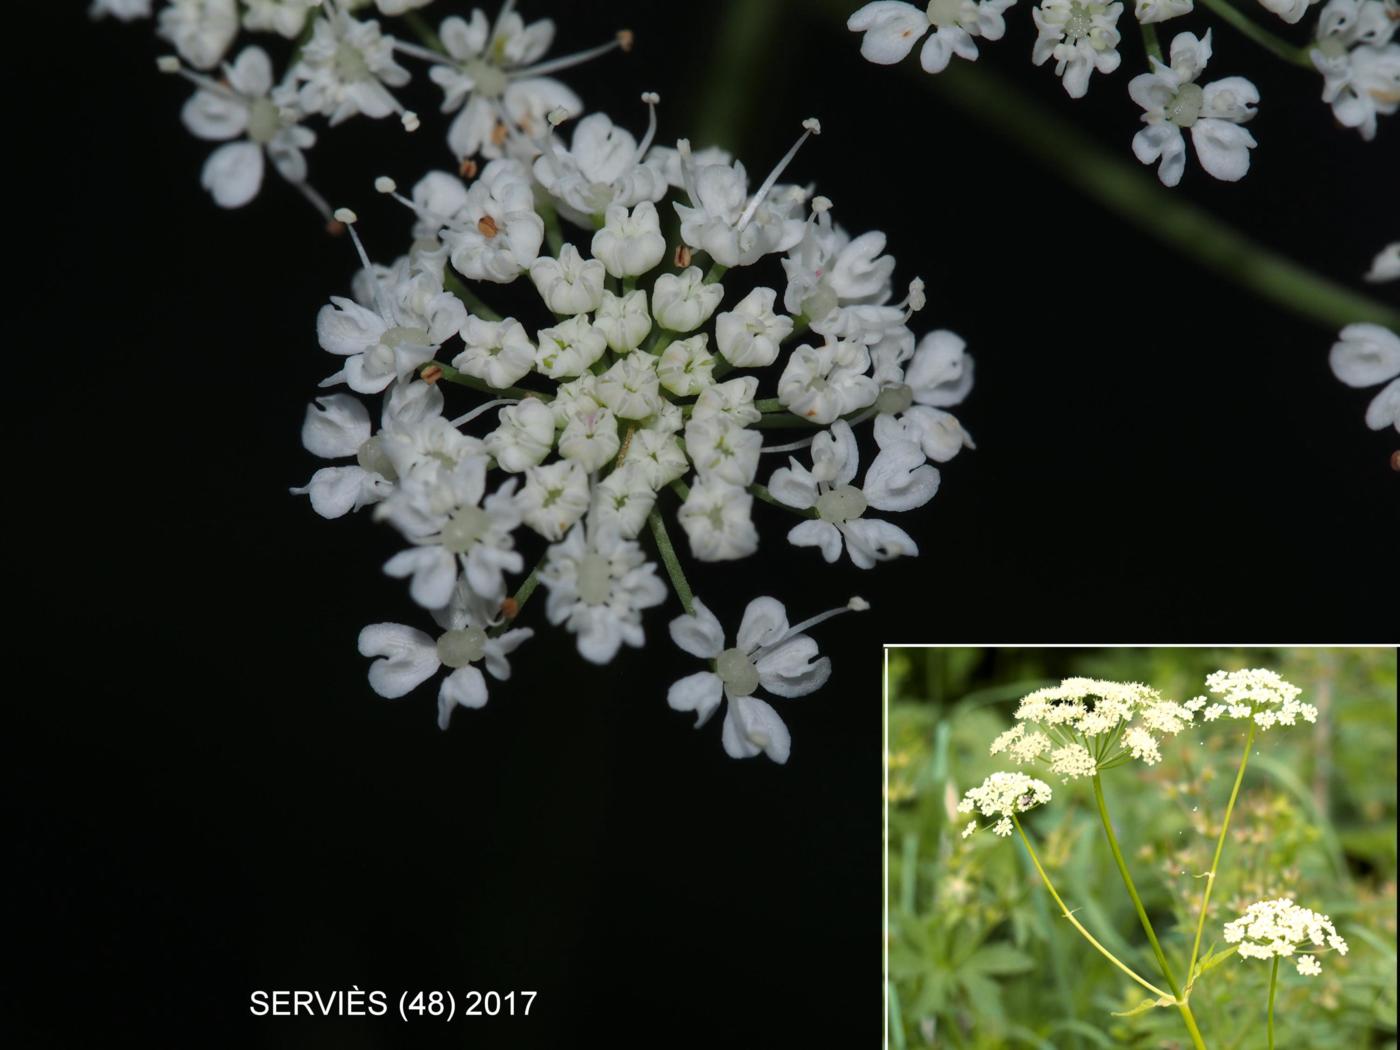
[703,262,729,285]
[1197,0,1313,67]
[647,509,695,615]
[491,559,543,635]
[1013,816,1170,1000]
[753,412,823,430]
[879,39,1400,333]
[402,11,446,54]
[421,361,551,402]
[442,269,503,322]
[540,202,566,257]
[1140,21,1162,63]
[1266,955,1279,1050]
[691,0,786,151]
[1092,775,1209,1050]
[1187,720,1257,986]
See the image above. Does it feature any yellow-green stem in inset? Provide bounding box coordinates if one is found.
[1267,955,1280,1050]
[1187,720,1258,985]
[1012,816,1170,1000]
[1092,775,1209,1050]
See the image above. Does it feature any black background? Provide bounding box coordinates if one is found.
[9,1,1398,1047]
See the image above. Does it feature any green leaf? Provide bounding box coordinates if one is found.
[965,944,1036,976]
[1190,942,1239,983]
[1110,995,1174,1018]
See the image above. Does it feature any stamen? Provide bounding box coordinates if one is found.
[401,111,420,132]
[751,596,869,659]
[335,208,395,320]
[450,398,520,427]
[737,118,821,231]
[509,32,632,80]
[761,435,817,454]
[637,92,661,157]
[390,38,452,64]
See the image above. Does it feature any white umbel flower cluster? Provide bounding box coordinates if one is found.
[121,0,634,215]
[1223,898,1349,975]
[849,0,1400,185]
[989,677,1196,779]
[207,5,977,754]
[957,771,1053,837]
[1185,668,1317,729]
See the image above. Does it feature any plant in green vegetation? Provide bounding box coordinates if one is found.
[951,669,1352,1050]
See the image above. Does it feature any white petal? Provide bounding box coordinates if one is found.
[1329,323,1400,387]
[437,664,488,729]
[384,547,459,609]
[1190,119,1255,182]
[841,518,918,569]
[358,623,439,698]
[668,599,725,658]
[864,442,941,512]
[200,141,264,209]
[755,636,832,698]
[667,671,725,727]
[302,394,371,458]
[736,595,790,653]
[787,519,844,563]
[1364,378,1400,432]
[848,2,929,64]
[722,696,791,763]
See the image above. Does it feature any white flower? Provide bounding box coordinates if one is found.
[533,110,668,225]
[1129,31,1259,187]
[484,397,555,472]
[591,201,667,278]
[358,582,532,730]
[91,0,153,21]
[1203,668,1319,727]
[241,0,319,37]
[768,420,929,568]
[594,289,653,352]
[453,316,536,390]
[870,329,975,464]
[672,133,810,268]
[175,47,317,210]
[1032,0,1123,98]
[1223,898,1347,975]
[657,335,717,397]
[1134,0,1194,22]
[596,351,664,419]
[428,10,585,162]
[956,771,1053,838]
[440,159,544,283]
[559,405,622,472]
[534,314,608,378]
[529,244,606,315]
[667,595,863,762]
[677,476,759,560]
[356,250,468,345]
[1366,242,1400,282]
[291,391,396,518]
[847,0,1016,75]
[684,416,761,486]
[540,522,667,664]
[291,5,411,125]
[777,339,879,424]
[589,463,657,539]
[1258,0,1319,23]
[993,678,1196,779]
[381,456,524,608]
[782,207,896,333]
[518,459,590,540]
[317,294,437,396]
[651,267,725,332]
[1311,1,1400,141]
[623,428,689,489]
[158,0,238,70]
[692,377,762,427]
[715,286,794,368]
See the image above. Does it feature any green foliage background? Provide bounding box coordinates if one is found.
[886,648,1397,1050]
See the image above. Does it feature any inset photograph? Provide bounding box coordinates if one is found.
[885,647,1397,1050]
